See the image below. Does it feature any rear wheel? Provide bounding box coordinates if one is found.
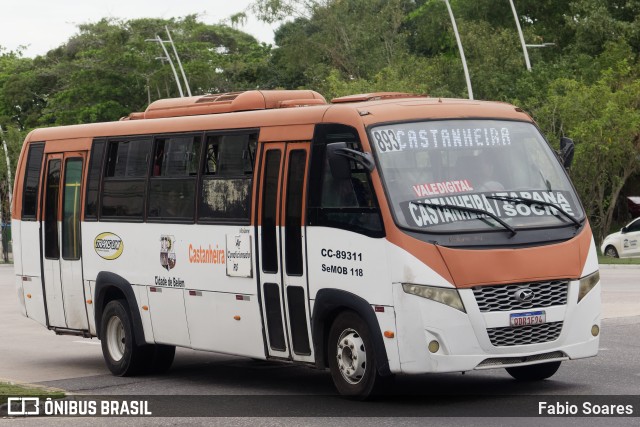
[328,311,390,399]
[506,361,561,381]
[604,245,619,258]
[101,299,147,376]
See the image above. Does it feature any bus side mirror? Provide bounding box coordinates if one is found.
[559,137,575,169]
[327,142,375,180]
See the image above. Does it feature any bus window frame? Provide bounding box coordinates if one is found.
[84,138,107,222]
[196,128,259,226]
[145,132,202,224]
[87,128,260,225]
[307,123,385,239]
[99,135,154,223]
[21,142,46,222]
[43,156,62,260]
[61,157,84,261]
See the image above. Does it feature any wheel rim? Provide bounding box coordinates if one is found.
[106,315,126,362]
[336,328,367,385]
[605,247,617,257]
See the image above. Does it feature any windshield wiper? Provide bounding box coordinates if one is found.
[410,201,517,236]
[486,195,581,228]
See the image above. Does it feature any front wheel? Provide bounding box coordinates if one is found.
[506,361,561,381]
[328,311,390,399]
[100,299,148,376]
[604,245,619,258]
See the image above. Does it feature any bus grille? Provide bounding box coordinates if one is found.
[487,322,563,347]
[472,280,568,312]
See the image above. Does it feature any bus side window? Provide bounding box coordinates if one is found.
[62,158,83,260]
[101,138,151,220]
[44,159,61,259]
[85,139,106,221]
[147,135,200,221]
[198,132,257,223]
[308,124,384,237]
[21,142,45,220]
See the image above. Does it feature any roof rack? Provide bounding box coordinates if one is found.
[331,92,428,103]
[121,90,326,120]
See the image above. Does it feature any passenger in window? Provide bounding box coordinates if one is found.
[153,146,164,176]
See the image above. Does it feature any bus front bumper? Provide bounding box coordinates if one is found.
[391,281,601,374]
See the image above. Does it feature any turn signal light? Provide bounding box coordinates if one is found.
[234,315,241,321]
[142,305,149,311]
[384,331,395,338]
[86,299,92,305]
[26,293,32,299]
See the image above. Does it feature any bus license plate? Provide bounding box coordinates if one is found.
[510,311,546,327]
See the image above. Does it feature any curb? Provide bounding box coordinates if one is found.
[0,378,67,394]
[0,380,66,418]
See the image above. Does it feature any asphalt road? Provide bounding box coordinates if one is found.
[1,264,639,426]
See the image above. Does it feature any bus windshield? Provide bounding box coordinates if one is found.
[369,120,585,233]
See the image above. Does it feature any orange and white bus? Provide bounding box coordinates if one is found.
[12,90,600,398]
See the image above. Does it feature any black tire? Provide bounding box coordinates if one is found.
[506,361,561,381]
[100,299,148,376]
[604,245,619,258]
[327,311,390,399]
[147,344,175,374]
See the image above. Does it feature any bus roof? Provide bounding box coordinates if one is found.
[25,92,534,144]
[347,97,533,127]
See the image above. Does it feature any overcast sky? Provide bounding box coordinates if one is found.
[2,0,278,58]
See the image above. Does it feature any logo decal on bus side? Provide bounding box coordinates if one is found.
[94,233,124,260]
[160,235,176,271]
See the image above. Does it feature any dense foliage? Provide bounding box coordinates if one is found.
[1,1,639,242]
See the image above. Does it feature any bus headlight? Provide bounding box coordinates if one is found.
[578,271,600,303]
[402,284,466,312]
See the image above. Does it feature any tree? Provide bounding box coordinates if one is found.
[0,48,46,130]
[259,0,413,87]
[532,44,640,241]
[0,125,25,260]
[2,17,271,127]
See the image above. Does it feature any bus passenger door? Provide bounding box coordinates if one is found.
[257,143,314,362]
[41,152,88,330]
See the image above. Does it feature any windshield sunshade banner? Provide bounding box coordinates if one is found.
[400,190,578,229]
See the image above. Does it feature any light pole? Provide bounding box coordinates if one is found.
[509,0,531,71]
[147,35,185,98]
[444,0,473,100]
[526,43,555,49]
[165,26,192,97]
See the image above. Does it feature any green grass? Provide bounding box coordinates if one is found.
[0,382,65,405]
[598,255,640,265]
